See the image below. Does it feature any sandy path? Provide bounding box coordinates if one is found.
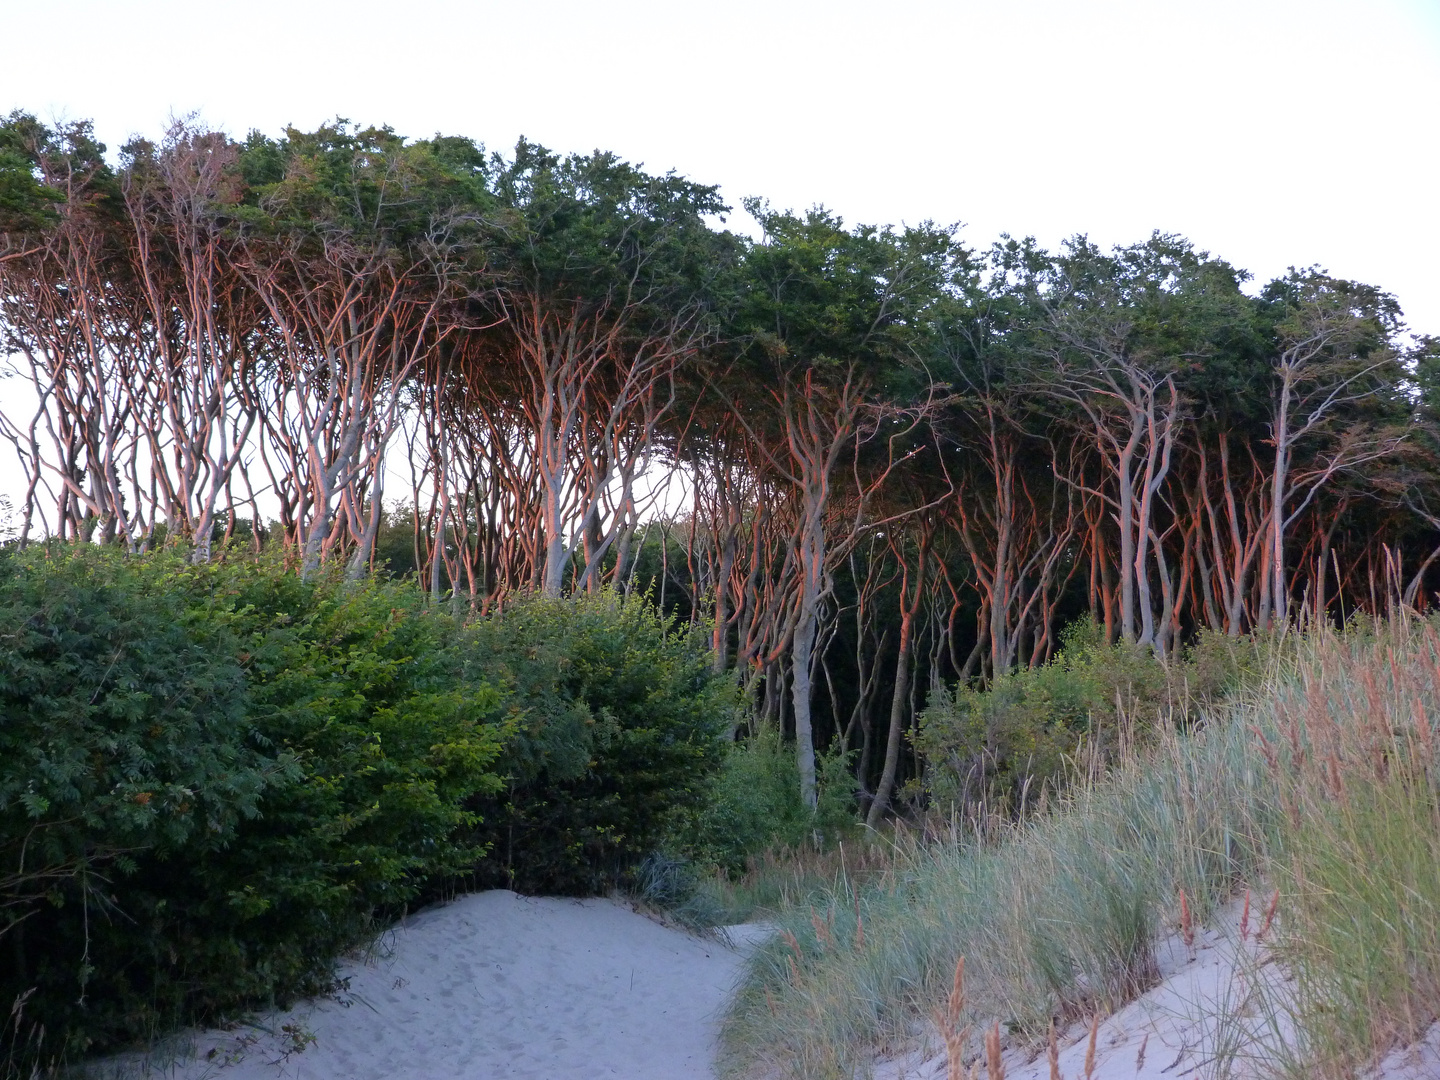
[117,890,752,1080]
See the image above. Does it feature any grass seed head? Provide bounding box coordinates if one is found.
[985,1020,1006,1080]
[1259,888,1279,942]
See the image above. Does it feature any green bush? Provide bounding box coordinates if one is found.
[0,548,507,1062]
[918,619,1259,813]
[0,547,283,1067]
[465,589,731,894]
[676,727,858,874]
[0,552,739,1066]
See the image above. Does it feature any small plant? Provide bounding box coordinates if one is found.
[276,1022,317,1059]
[984,1019,1006,1080]
[1082,1015,1098,1080]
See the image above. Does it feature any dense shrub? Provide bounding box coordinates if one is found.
[0,548,282,1065]
[0,548,507,1062]
[675,726,858,874]
[918,619,1262,813]
[465,591,732,894]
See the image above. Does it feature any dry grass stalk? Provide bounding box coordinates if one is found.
[1135,1031,1148,1073]
[1083,1015,1099,1080]
[984,1020,1006,1080]
[1048,1021,1062,1080]
[1410,695,1434,763]
[1239,887,1251,941]
[947,956,966,1027]
[810,907,833,950]
[932,956,970,1080]
[1258,888,1279,942]
[1178,888,1194,950]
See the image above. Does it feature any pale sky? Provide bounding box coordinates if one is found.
[2,0,1439,517]
[2,0,1437,329]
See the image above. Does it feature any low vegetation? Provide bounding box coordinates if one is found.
[721,619,1440,1080]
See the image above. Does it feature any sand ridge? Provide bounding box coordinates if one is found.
[872,898,1440,1080]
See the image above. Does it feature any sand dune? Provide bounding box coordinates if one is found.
[114,891,752,1080]
[873,899,1440,1080]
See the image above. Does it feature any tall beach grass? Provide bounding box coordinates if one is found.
[722,620,1440,1079]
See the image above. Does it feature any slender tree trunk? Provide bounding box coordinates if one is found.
[868,530,927,825]
[790,499,825,808]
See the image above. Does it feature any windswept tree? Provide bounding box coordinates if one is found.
[235,122,487,577]
[1258,269,1408,624]
[726,203,962,806]
[0,117,140,545]
[935,248,1079,678]
[466,142,736,596]
[3,110,1437,827]
[1012,236,1257,653]
[115,123,262,563]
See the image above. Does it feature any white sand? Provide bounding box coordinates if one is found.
[112,890,756,1080]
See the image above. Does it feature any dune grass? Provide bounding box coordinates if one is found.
[720,686,1279,1077]
[1254,620,1440,1079]
[722,620,1440,1079]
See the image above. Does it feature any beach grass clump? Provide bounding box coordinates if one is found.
[1255,622,1440,1079]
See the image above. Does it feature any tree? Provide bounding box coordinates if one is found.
[472,142,733,596]
[1258,270,1407,624]
[234,122,484,577]
[727,204,960,806]
[1016,235,1253,653]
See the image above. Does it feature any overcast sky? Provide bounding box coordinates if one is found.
[0,0,1437,511]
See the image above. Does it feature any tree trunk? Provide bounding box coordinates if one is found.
[867,531,927,826]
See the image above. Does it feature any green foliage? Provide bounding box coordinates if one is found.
[734,202,968,401]
[0,548,289,893]
[0,112,63,235]
[676,727,858,875]
[0,551,735,1068]
[488,139,733,313]
[0,548,507,1062]
[918,619,1260,813]
[466,589,731,894]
